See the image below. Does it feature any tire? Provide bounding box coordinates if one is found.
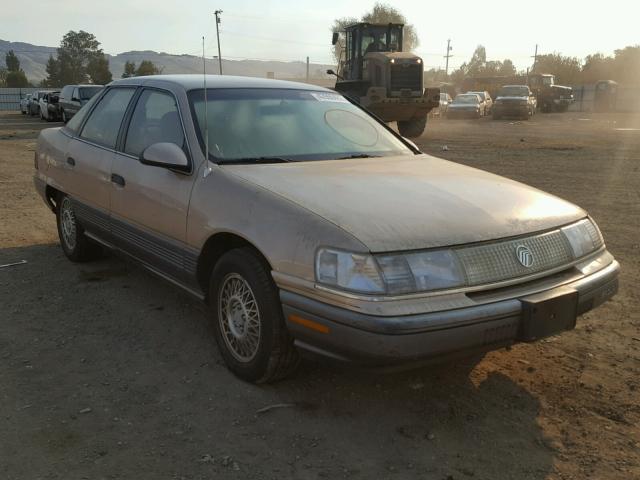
[209,248,300,383]
[56,195,103,262]
[397,116,427,138]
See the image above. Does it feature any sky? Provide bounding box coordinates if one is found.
[3,0,639,71]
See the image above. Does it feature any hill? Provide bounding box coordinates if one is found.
[0,40,335,85]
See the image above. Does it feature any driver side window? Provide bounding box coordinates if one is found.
[124,89,185,158]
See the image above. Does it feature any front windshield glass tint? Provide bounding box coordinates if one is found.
[454,95,479,104]
[499,87,528,96]
[188,88,412,162]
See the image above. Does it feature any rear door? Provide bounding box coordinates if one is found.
[109,87,195,282]
[64,87,136,238]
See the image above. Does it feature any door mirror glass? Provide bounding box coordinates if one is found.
[141,142,189,170]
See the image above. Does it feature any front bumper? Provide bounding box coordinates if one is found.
[447,109,480,118]
[494,104,529,115]
[281,260,619,365]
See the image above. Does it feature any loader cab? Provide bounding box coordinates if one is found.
[338,23,404,81]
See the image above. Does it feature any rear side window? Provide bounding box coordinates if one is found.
[80,88,135,149]
[124,89,185,158]
[61,86,73,99]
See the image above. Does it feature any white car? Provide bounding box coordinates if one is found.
[20,94,32,114]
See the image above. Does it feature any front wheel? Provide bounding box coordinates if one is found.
[397,116,427,138]
[209,248,300,383]
[56,195,103,262]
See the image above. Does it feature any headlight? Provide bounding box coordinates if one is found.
[315,248,465,295]
[376,250,465,294]
[316,249,385,294]
[561,219,603,258]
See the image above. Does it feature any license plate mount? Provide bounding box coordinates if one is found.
[519,287,578,341]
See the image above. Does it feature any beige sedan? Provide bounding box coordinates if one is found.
[33,75,619,382]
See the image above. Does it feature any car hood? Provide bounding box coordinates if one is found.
[223,155,585,252]
[449,103,479,109]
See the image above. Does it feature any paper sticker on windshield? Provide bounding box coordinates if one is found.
[310,92,349,103]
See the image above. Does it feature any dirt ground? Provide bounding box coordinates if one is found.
[1,110,638,480]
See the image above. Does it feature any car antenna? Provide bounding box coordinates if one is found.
[203,36,212,177]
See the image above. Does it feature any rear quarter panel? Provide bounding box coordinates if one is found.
[36,128,72,194]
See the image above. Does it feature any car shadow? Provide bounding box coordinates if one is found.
[0,243,554,479]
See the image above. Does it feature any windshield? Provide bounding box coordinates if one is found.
[469,92,486,100]
[79,86,103,100]
[453,95,479,104]
[188,88,413,162]
[498,86,529,97]
[542,76,554,86]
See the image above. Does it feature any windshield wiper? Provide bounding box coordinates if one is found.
[217,156,294,165]
[336,154,380,159]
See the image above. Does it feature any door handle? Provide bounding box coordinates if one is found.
[111,173,125,187]
[66,157,75,166]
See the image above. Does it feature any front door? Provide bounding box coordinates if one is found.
[109,88,194,282]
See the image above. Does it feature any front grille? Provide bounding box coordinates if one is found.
[390,63,422,92]
[455,230,576,286]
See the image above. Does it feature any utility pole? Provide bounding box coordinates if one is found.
[532,44,538,71]
[306,56,310,83]
[444,39,453,76]
[214,10,223,75]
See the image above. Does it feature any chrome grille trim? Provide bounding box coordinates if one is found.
[455,229,575,286]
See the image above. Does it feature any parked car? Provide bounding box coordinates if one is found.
[39,91,61,122]
[446,93,483,118]
[29,90,52,117]
[467,90,492,114]
[20,94,32,114]
[59,84,104,123]
[493,85,536,120]
[33,75,619,383]
[436,92,453,116]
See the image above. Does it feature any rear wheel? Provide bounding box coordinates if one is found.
[397,115,427,138]
[56,195,103,262]
[209,248,300,383]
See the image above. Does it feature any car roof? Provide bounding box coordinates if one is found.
[109,74,332,92]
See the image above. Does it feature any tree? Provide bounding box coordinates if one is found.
[611,46,640,84]
[532,53,582,85]
[87,55,112,84]
[47,30,112,85]
[331,3,419,62]
[122,60,137,78]
[5,50,20,72]
[42,55,61,87]
[450,45,517,82]
[4,50,29,87]
[0,67,7,87]
[135,60,161,76]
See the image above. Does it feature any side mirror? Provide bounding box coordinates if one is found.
[140,142,189,170]
[331,32,339,45]
[72,97,80,102]
[327,69,336,76]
